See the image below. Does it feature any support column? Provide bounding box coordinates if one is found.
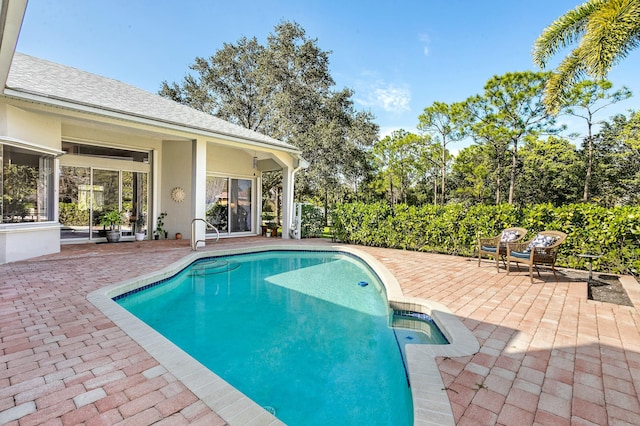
[191,138,207,247]
[281,165,294,239]
[255,174,262,235]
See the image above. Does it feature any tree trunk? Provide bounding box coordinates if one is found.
[324,186,329,227]
[402,174,407,204]
[495,162,502,205]
[389,174,395,205]
[441,144,446,205]
[508,141,518,205]
[583,138,593,202]
[583,119,593,202]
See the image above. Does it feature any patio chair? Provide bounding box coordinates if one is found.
[477,227,528,272]
[506,230,567,283]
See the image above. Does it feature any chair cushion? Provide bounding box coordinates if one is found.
[500,230,519,242]
[526,234,556,252]
[481,245,497,253]
[510,251,531,259]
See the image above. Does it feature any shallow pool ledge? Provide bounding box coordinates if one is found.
[88,244,479,426]
[343,247,480,426]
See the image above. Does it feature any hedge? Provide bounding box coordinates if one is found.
[300,204,325,238]
[331,202,640,276]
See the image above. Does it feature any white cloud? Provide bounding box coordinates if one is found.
[419,33,430,57]
[355,79,411,113]
[374,85,411,112]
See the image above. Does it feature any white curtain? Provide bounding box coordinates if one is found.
[206,176,227,207]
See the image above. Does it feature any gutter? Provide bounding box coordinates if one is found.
[293,155,310,173]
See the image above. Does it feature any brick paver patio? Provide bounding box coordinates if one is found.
[1,238,639,425]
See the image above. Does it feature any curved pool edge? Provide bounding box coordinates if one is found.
[87,244,479,426]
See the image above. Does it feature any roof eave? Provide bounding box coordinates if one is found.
[2,87,303,155]
[0,0,27,87]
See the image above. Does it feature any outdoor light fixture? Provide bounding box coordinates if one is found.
[253,156,258,169]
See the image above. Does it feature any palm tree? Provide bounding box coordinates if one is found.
[533,0,640,113]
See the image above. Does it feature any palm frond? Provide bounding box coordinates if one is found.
[581,0,640,77]
[543,49,589,114]
[533,0,608,68]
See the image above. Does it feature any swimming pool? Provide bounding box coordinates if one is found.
[89,244,479,425]
[115,251,446,425]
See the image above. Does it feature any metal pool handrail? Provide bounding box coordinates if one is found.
[191,218,220,250]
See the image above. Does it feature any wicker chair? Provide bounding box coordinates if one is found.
[477,227,528,272]
[506,230,567,283]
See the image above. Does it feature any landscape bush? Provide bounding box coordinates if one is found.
[332,202,640,276]
[300,204,325,238]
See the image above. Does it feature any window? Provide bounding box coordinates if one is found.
[1,144,54,223]
[62,141,149,163]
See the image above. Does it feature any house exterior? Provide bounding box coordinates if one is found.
[0,0,305,264]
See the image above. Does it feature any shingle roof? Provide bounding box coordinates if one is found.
[5,52,298,152]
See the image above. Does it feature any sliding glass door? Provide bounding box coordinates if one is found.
[206,176,254,236]
[59,166,91,239]
[122,171,148,236]
[229,178,252,232]
[59,142,150,241]
[59,166,148,241]
[91,169,120,239]
[206,177,228,233]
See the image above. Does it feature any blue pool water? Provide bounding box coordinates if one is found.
[116,250,445,425]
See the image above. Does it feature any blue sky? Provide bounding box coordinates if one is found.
[15,0,640,147]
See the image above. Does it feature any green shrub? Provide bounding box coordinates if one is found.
[300,204,325,238]
[332,202,640,276]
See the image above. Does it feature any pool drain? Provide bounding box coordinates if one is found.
[263,406,276,416]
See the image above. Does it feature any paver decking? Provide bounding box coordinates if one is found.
[1,238,639,425]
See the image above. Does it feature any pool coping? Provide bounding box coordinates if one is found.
[87,244,479,425]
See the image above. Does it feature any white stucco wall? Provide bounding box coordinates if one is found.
[206,144,255,176]
[0,102,62,263]
[0,224,60,263]
[63,123,164,152]
[160,140,193,238]
[2,103,62,147]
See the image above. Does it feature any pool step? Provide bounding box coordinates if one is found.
[392,311,449,344]
[189,259,240,276]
